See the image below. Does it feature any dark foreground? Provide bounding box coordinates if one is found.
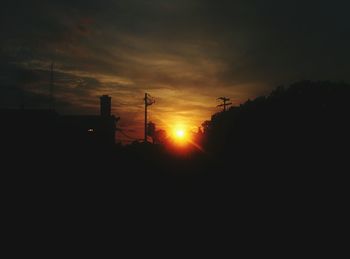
[2,81,349,251]
[3,139,347,211]
[1,131,348,255]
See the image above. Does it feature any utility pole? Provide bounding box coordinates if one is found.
[144,93,155,143]
[144,93,147,143]
[217,97,232,112]
[50,62,55,110]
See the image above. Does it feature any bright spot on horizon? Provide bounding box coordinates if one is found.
[176,129,185,138]
[171,126,189,144]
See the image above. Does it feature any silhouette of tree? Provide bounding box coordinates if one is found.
[147,121,156,143]
[147,121,168,145]
[154,129,168,145]
[201,120,211,134]
[202,80,350,169]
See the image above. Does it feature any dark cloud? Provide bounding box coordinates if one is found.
[1,0,350,139]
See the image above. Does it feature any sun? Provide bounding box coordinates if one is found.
[171,127,188,144]
[175,129,185,139]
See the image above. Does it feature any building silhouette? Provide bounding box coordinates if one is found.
[57,95,119,147]
[0,109,58,148]
[100,95,111,117]
[1,95,119,149]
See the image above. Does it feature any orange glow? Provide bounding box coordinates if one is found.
[171,125,190,145]
[161,123,207,155]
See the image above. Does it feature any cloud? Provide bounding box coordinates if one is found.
[1,0,350,141]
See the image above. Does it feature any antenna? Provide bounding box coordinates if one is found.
[50,62,55,110]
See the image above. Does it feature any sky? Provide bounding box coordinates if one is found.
[1,0,350,142]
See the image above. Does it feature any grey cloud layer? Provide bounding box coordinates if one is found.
[1,0,350,138]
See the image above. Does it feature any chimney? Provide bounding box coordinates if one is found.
[100,95,111,117]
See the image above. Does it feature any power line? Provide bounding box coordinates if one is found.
[117,128,143,141]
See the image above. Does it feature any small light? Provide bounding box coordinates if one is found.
[88,128,94,132]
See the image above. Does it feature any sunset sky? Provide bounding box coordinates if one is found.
[1,0,350,142]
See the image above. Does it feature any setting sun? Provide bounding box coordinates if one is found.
[171,126,189,145]
[175,129,185,138]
